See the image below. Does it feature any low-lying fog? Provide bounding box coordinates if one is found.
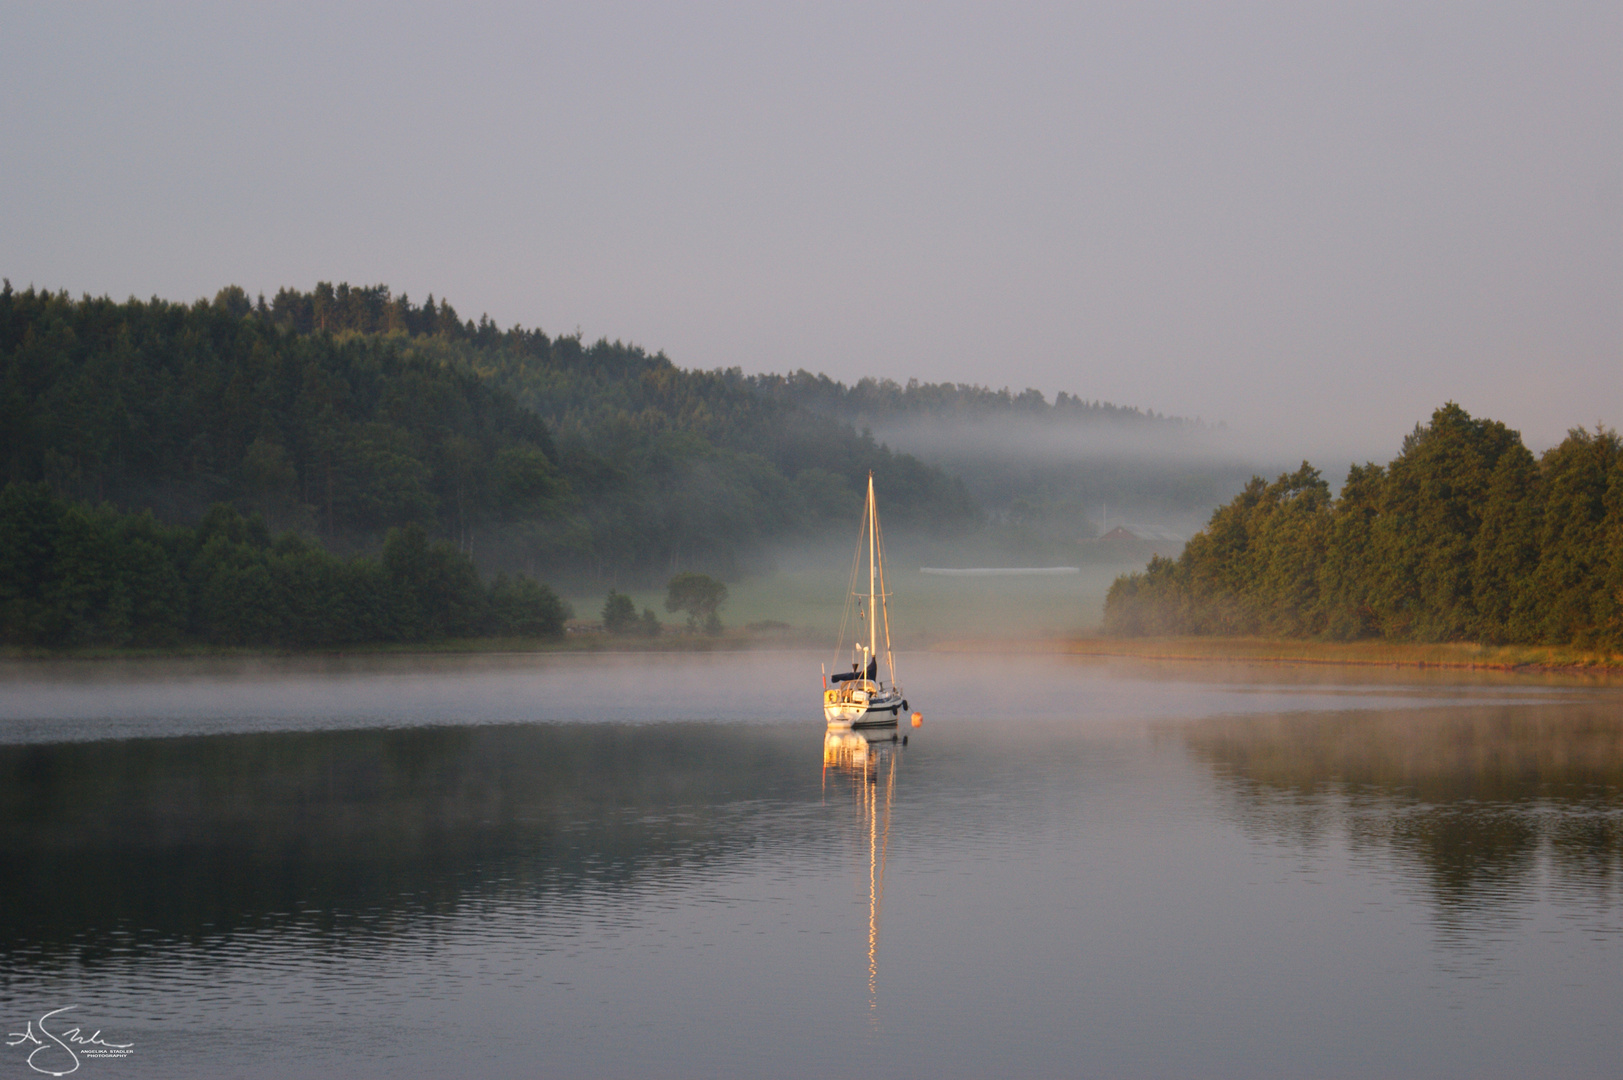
[720,416,1354,639]
[865,413,1358,533]
[547,405,1401,640]
[557,416,1351,638]
[0,650,1569,745]
[561,526,1167,643]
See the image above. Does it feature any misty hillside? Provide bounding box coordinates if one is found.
[0,282,967,584]
[1,281,1239,592]
[751,369,1271,541]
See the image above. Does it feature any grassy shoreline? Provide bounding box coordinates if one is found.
[983,635,1623,674]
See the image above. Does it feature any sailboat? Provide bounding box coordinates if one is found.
[823,473,908,729]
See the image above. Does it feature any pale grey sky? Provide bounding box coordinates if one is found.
[3,1,1618,457]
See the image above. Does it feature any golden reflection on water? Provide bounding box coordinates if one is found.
[823,729,898,1018]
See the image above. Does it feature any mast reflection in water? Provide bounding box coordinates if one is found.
[824,729,898,1018]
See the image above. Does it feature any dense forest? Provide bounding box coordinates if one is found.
[1104,404,1622,648]
[0,281,978,589]
[0,283,565,546]
[0,482,568,647]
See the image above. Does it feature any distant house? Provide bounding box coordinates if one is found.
[1102,523,1185,542]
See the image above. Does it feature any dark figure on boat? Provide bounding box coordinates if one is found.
[831,657,878,684]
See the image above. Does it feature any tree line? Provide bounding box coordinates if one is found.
[748,370,1196,426]
[1105,404,1622,648]
[0,282,565,547]
[0,482,568,648]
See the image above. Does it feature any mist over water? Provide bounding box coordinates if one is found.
[3,653,1620,1079]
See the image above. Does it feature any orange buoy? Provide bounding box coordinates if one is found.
[911,712,923,727]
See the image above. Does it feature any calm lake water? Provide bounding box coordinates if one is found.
[2,652,1620,1079]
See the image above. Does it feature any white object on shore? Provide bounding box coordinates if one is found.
[919,567,1079,576]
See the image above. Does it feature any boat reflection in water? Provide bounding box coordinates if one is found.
[823,728,900,1018]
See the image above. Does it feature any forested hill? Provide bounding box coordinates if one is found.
[1104,404,1622,649]
[1,283,564,549]
[0,281,975,583]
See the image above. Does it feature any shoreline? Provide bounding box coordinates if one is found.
[930,635,1623,676]
[0,630,824,664]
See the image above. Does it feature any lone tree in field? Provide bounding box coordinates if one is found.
[604,591,663,636]
[601,591,639,634]
[665,572,727,633]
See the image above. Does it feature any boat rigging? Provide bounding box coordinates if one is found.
[823,473,908,729]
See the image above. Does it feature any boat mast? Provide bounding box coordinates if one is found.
[867,471,877,678]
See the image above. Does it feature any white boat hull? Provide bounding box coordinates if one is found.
[824,687,905,729]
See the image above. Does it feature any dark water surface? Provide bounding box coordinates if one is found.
[1,653,1620,1078]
